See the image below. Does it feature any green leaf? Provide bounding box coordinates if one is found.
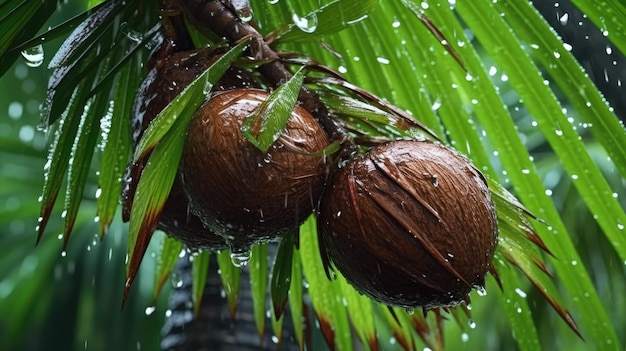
[37,72,96,243]
[249,243,269,341]
[133,39,249,160]
[568,0,626,56]
[47,0,123,69]
[491,264,540,351]
[0,0,56,77]
[337,275,378,350]
[192,250,211,316]
[270,300,284,349]
[278,0,381,42]
[288,247,304,350]
[123,108,188,304]
[153,235,183,300]
[299,217,352,351]
[97,59,135,237]
[217,250,241,317]
[62,54,115,246]
[242,67,305,152]
[494,1,626,181]
[270,231,296,320]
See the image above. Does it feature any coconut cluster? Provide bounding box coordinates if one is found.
[128,45,498,309]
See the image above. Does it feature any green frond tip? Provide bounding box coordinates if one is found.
[242,67,305,153]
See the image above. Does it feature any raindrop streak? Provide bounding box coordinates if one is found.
[21,45,44,67]
[292,12,318,33]
[230,249,252,267]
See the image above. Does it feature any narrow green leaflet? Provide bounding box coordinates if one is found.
[492,262,540,351]
[192,250,211,316]
[7,8,91,53]
[62,52,115,245]
[97,60,135,237]
[0,0,56,77]
[217,250,241,317]
[36,72,96,243]
[47,0,122,68]
[337,275,378,350]
[134,39,250,161]
[569,0,626,56]
[299,217,352,351]
[270,301,284,349]
[278,0,380,42]
[123,110,187,304]
[153,235,183,300]
[378,305,415,351]
[288,249,304,350]
[242,67,305,153]
[270,232,295,320]
[249,243,269,341]
[496,0,626,187]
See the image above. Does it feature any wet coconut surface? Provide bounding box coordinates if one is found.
[181,89,330,249]
[125,47,258,249]
[318,140,498,308]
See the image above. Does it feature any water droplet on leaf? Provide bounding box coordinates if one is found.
[293,12,318,33]
[21,45,44,67]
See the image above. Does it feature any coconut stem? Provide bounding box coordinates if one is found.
[175,0,350,145]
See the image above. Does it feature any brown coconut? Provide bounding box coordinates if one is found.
[180,88,330,249]
[317,140,498,308]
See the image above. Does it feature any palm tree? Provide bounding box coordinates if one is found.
[0,0,624,350]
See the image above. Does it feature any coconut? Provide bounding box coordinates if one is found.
[317,140,498,308]
[180,88,330,249]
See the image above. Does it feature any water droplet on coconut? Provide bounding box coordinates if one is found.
[431,174,439,187]
[21,45,44,67]
[230,248,251,267]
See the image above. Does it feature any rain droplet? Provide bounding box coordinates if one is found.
[514,288,527,298]
[376,57,390,65]
[293,12,318,33]
[461,332,469,342]
[431,99,442,111]
[468,319,476,329]
[269,0,279,3]
[475,286,487,296]
[171,272,183,288]
[559,13,569,26]
[120,22,143,43]
[230,249,251,267]
[405,308,414,315]
[431,174,439,187]
[145,306,156,315]
[21,45,44,67]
